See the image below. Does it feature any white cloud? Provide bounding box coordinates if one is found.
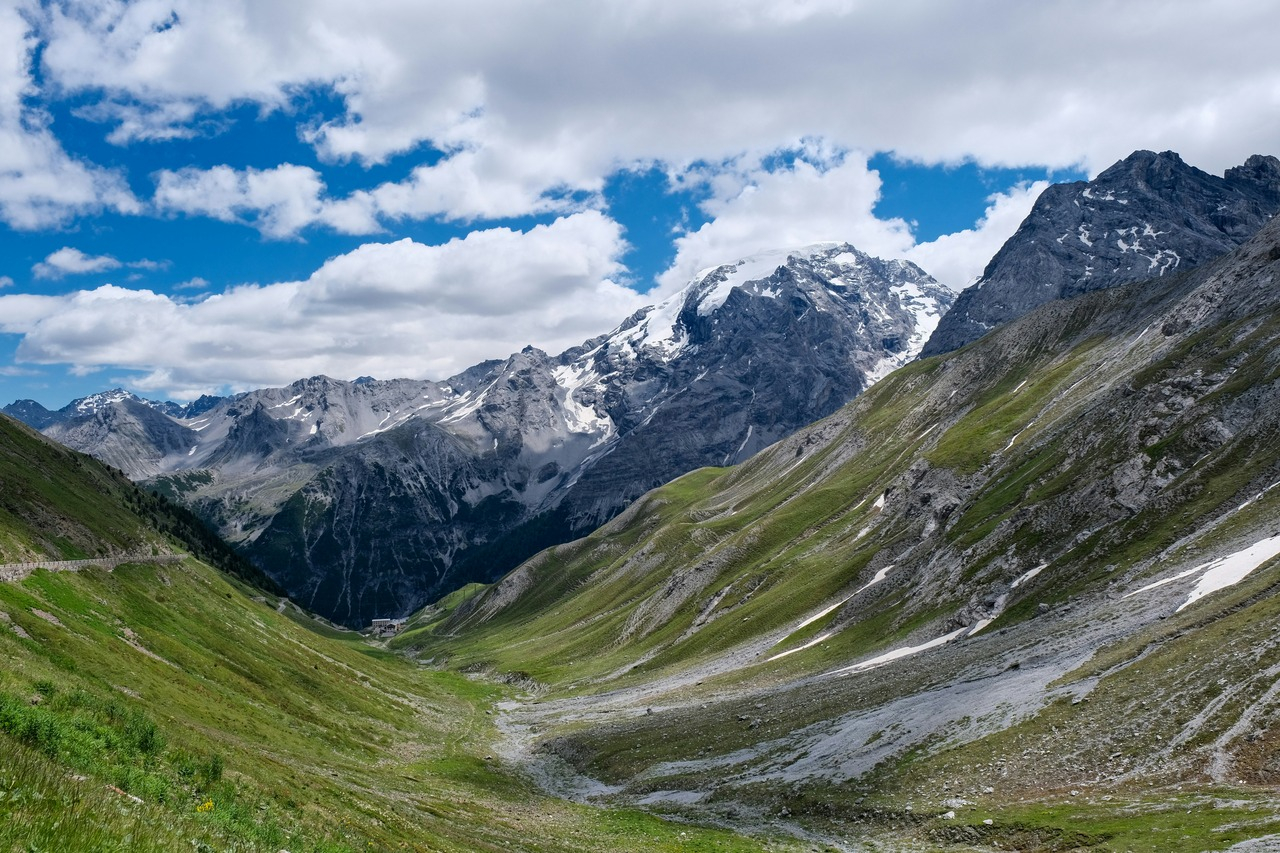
[657,149,916,293]
[32,247,170,279]
[149,143,596,237]
[12,0,1274,249]
[653,151,1046,294]
[905,181,1050,290]
[0,4,139,229]
[33,247,123,279]
[0,275,13,288]
[4,0,1279,399]
[0,211,646,398]
[31,0,1280,216]
[367,142,597,224]
[153,164,380,238]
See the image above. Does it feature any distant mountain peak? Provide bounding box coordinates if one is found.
[73,388,138,414]
[921,149,1280,357]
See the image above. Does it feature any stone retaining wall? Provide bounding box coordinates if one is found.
[0,554,185,583]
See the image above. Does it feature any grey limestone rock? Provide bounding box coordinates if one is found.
[921,150,1280,357]
[9,243,952,626]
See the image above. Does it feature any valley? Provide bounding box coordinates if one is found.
[4,3,1280,849]
[396,210,1280,850]
[4,149,1280,851]
[0,415,795,851]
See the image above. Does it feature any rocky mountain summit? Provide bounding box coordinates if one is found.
[921,149,1280,356]
[5,244,951,626]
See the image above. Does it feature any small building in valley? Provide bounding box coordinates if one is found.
[370,618,405,638]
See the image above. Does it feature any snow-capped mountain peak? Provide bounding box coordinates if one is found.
[72,388,139,415]
[607,243,947,368]
[691,242,845,316]
[11,240,954,626]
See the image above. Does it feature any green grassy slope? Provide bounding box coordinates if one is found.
[1,561,792,852]
[0,413,797,851]
[412,228,1280,687]
[399,220,1280,850]
[1,413,278,590]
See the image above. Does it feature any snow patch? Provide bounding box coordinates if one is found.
[1178,533,1280,612]
[355,413,414,440]
[696,244,840,317]
[1123,532,1280,611]
[729,425,754,462]
[1002,426,1027,452]
[552,363,615,443]
[828,627,969,677]
[1148,248,1180,274]
[1011,563,1046,589]
[440,376,501,425]
[864,278,948,385]
[627,292,688,357]
[73,389,133,414]
[768,566,897,661]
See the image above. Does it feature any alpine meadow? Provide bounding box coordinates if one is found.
[4,3,1280,851]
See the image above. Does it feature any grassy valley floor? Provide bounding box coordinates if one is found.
[0,559,802,852]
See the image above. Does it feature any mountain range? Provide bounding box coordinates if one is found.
[409,200,1280,848]
[5,244,951,626]
[7,149,1280,632]
[5,147,1280,850]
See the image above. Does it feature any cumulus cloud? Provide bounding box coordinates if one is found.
[153,164,380,238]
[0,4,139,229]
[32,247,169,279]
[657,149,916,293]
[905,181,1050,290]
[18,1,1277,246]
[150,144,597,237]
[0,211,646,397]
[653,150,1046,293]
[6,0,1280,399]
[0,275,13,288]
[33,1,1280,200]
[33,248,122,279]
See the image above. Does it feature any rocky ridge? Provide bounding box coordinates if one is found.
[5,244,951,626]
[921,150,1280,356]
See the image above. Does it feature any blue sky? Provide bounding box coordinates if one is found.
[0,1,1276,408]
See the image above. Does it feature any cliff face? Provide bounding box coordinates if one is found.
[9,244,951,627]
[921,150,1280,357]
